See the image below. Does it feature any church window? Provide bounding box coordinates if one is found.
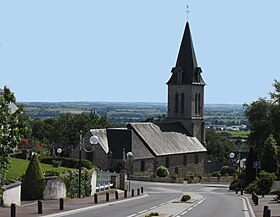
[175,167,179,175]
[198,93,201,115]
[181,93,185,113]
[140,160,145,171]
[166,156,170,168]
[194,93,198,115]
[183,155,187,166]
[175,93,179,113]
[195,154,199,164]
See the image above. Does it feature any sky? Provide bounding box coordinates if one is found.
[0,1,279,104]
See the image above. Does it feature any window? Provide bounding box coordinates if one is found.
[195,154,199,164]
[175,167,179,175]
[181,93,185,114]
[198,93,201,115]
[194,93,198,115]
[183,155,187,166]
[140,160,145,171]
[175,93,179,113]
[166,156,169,168]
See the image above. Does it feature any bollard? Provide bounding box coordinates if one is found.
[106,192,109,201]
[137,188,140,196]
[124,190,127,198]
[235,188,238,194]
[141,187,144,194]
[59,198,64,210]
[263,206,269,217]
[240,188,244,195]
[11,203,16,217]
[94,193,98,204]
[38,200,43,214]
[115,191,119,200]
[131,189,134,197]
[264,209,271,217]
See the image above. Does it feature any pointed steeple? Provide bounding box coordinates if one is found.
[167,22,205,85]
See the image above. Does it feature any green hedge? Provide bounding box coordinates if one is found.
[40,156,93,170]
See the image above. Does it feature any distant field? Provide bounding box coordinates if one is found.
[7,158,73,180]
[216,130,250,139]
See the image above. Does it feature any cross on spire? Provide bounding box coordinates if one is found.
[185,5,191,21]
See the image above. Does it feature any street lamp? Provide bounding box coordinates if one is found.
[57,148,62,156]
[78,131,99,198]
[126,152,133,191]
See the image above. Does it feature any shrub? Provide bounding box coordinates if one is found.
[244,180,258,194]
[221,166,236,176]
[40,156,93,169]
[44,170,60,177]
[181,194,191,202]
[145,212,159,217]
[21,155,45,200]
[212,171,221,178]
[156,165,169,178]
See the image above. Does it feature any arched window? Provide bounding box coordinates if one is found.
[181,93,185,113]
[198,93,202,115]
[175,93,179,113]
[194,93,198,115]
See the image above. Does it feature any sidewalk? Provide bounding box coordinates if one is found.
[0,189,145,217]
[243,193,280,217]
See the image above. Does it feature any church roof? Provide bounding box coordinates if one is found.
[167,22,205,85]
[128,122,206,156]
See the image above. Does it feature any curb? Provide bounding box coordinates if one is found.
[42,193,149,217]
[240,195,256,217]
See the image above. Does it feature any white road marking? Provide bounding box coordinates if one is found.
[150,206,158,210]
[180,211,188,215]
[242,197,250,217]
[126,214,137,217]
[138,209,148,214]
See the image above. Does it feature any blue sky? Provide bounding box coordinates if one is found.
[0,1,279,104]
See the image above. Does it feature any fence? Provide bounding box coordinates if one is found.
[96,171,119,192]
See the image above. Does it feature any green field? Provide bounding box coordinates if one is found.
[216,130,250,139]
[7,158,73,180]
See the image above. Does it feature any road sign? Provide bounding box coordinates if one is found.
[253,161,260,169]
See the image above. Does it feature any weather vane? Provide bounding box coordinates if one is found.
[185,5,191,21]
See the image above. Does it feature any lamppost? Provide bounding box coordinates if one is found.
[78,131,99,198]
[57,148,62,156]
[126,152,133,191]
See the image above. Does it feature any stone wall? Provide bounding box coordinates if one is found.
[3,180,21,206]
[43,176,66,200]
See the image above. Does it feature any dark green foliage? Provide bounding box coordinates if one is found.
[220,166,236,176]
[40,156,93,169]
[181,194,191,202]
[261,135,278,173]
[244,171,276,194]
[156,165,169,178]
[245,146,258,185]
[145,212,159,217]
[31,113,114,156]
[21,155,45,200]
[212,171,221,178]
[61,169,94,198]
[206,128,238,162]
[43,170,59,177]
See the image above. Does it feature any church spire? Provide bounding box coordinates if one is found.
[167,22,205,85]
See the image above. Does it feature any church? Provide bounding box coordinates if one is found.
[83,21,207,177]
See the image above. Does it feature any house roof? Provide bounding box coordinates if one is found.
[90,129,109,154]
[128,122,206,156]
[167,22,205,85]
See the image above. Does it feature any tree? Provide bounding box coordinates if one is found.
[245,146,258,185]
[21,155,45,200]
[245,80,280,172]
[261,135,278,173]
[0,86,30,202]
[206,128,237,162]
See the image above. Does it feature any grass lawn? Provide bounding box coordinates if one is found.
[217,130,250,139]
[7,158,74,180]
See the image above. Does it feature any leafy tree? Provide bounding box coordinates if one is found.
[245,80,280,173]
[261,134,278,173]
[0,86,30,202]
[21,155,45,200]
[206,128,237,162]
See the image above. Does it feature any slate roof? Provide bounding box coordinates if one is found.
[128,122,206,156]
[167,22,205,85]
[90,129,109,154]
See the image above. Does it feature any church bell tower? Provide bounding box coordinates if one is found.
[167,22,206,145]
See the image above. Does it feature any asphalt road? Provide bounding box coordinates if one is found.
[65,181,248,217]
